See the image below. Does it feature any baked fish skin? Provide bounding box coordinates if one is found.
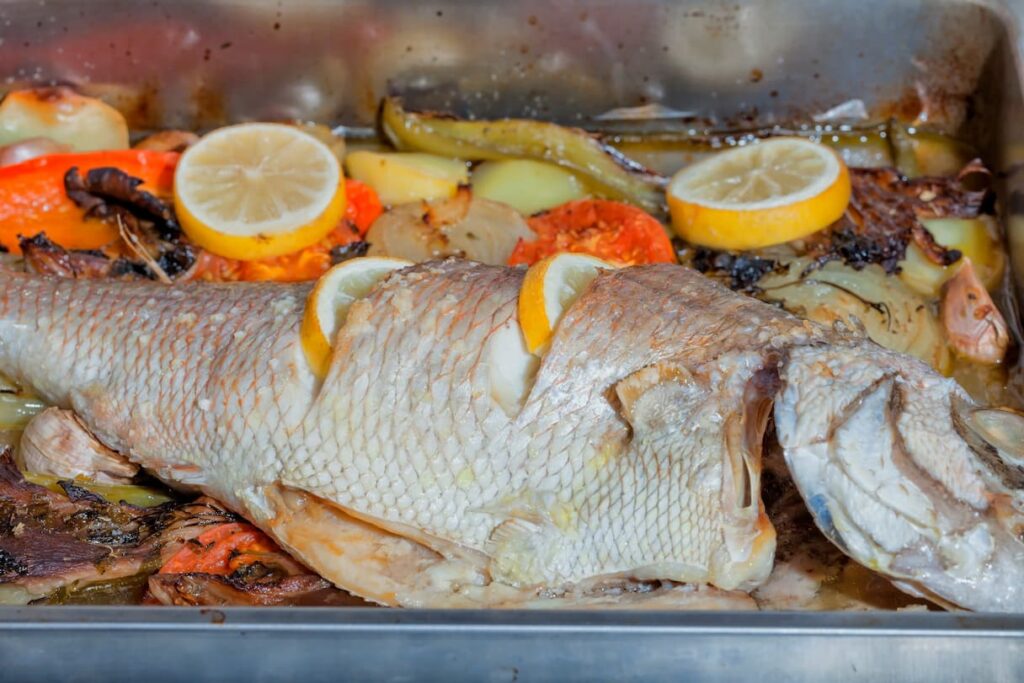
[0,260,784,606]
[2,260,1021,610]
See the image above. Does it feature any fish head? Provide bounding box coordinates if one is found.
[775,341,1024,611]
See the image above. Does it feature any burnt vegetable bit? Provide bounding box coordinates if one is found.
[690,245,781,291]
[330,240,370,265]
[64,166,180,239]
[805,162,987,273]
[19,233,151,280]
[0,548,28,577]
[817,222,909,274]
[0,448,254,604]
[61,166,196,280]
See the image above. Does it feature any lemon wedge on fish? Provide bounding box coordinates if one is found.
[518,252,615,354]
[174,123,346,260]
[300,257,413,379]
[667,137,850,250]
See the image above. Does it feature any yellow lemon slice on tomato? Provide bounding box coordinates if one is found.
[518,252,616,355]
[667,137,851,250]
[300,256,413,379]
[174,123,346,260]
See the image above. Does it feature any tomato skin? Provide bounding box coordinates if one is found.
[193,179,382,282]
[344,179,383,236]
[508,199,676,267]
[159,522,279,576]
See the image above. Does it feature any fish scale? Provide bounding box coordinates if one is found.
[5,260,1022,609]
[0,261,791,599]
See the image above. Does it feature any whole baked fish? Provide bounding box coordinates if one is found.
[1,261,1021,610]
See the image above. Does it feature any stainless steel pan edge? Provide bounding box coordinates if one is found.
[1,1,1024,681]
[0,608,1022,682]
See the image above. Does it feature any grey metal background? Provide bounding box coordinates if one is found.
[0,1,1023,681]
[0,0,1005,130]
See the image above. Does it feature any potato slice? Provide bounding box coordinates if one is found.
[898,217,1004,297]
[472,159,587,215]
[0,87,128,151]
[345,151,468,205]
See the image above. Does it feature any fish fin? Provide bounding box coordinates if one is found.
[472,488,555,526]
[253,484,487,607]
[277,478,490,565]
[614,362,698,429]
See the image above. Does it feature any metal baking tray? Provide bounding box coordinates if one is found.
[2,0,1024,680]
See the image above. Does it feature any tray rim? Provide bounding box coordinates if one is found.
[3,606,1024,635]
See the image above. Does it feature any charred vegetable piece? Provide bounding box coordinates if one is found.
[508,199,676,267]
[759,260,951,373]
[57,164,193,281]
[381,97,665,214]
[43,573,151,605]
[803,162,988,274]
[0,150,178,254]
[690,247,780,291]
[148,572,365,607]
[941,259,1010,364]
[367,187,534,266]
[159,522,281,575]
[0,450,216,604]
[152,521,366,606]
[899,217,1005,296]
[64,165,180,239]
[19,233,131,280]
[0,87,128,152]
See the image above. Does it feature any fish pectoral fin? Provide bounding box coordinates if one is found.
[614,362,702,434]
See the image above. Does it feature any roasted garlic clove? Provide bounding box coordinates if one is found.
[941,258,1010,364]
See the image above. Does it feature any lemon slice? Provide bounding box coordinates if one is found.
[518,253,615,354]
[174,123,346,260]
[667,137,851,250]
[300,257,412,378]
